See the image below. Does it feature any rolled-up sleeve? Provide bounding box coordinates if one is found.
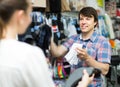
[97,40,111,64]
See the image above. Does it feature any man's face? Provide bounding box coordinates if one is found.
[79,14,97,33]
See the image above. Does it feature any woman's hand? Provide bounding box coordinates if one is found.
[77,69,94,87]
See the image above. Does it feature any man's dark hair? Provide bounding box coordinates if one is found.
[78,7,98,27]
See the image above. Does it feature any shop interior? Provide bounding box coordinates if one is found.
[18,0,120,87]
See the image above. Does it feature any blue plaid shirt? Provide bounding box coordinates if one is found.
[63,31,111,87]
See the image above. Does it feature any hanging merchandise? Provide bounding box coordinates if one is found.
[45,0,50,12]
[51,15,59,33]
[51,15,60,45]
[31,12,47,26]
[50,13,67,44]
[116,8,120,17]
[97,0,104,7]
[31,12,44,24]
[109,39,116,49]
[49,0,61,13]
[31,24,52,56]
[61,14,80,37]
[62,18,69,37]
[86,0,98,9]
[104,13,115,39]
[53,58,71,80]
[23,34,35,45]
[98,15,109,38]
[19,11,53,56]
[52,24,59,33]
[46,0,71,12]
[57,20,66,40]
[61,0,71,12]
[45,13,52,26]
[105,0,116,17]
[68,0,86,11]
[67,24,77,37]
[19,12,44,41]
[67,18,78,37]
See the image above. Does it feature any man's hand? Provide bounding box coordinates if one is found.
[75,47,90,61]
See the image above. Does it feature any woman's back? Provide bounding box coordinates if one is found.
[0,39,55,87]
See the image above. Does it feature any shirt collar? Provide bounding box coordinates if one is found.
[79,31,98,42]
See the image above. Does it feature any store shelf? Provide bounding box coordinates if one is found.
[32,0,46,8]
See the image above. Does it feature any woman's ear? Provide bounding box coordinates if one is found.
[17,10,25,25]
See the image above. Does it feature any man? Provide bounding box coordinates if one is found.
[50,7,111,87]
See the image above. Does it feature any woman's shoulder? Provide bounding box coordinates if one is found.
[17,40,43,54]
[1,39,43,55]
[13,40,46,63]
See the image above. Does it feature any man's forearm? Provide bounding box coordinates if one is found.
[85,56,109,75]
[50,38,67,57]
[50,38,59,57]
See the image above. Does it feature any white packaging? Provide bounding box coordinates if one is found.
[65,43,83,65]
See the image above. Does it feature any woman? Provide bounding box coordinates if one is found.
[0,0,54,87]
[0,0,94,87]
